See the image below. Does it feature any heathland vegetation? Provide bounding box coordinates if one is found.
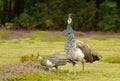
[0,30,120,81]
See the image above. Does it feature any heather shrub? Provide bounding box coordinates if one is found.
[0,61,41,80]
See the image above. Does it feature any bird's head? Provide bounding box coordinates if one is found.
[36,53,43,61]
[69,14,71,18]
[94,51,103,60]
[67,14,72,25]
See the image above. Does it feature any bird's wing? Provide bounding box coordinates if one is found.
[76,40,102,62]
[47,57,67,65]
[76,40,94,63]
[46,54,71,65]
[47,54,68,60]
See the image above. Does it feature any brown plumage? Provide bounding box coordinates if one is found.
[76,40,102,63]
[75,40,102,71]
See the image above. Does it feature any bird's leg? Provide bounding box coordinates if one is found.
[55,66,59,74]
[73,63,76,75]
[81,62,85,72]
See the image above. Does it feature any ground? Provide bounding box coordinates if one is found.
[0,30,120,81]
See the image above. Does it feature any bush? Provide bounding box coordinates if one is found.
[98,1,120,32]
[13,13,38,29]
[12,1,97,31]
[20,54,37,63]
[11,0,120,31]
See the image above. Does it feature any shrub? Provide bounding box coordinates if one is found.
[13,13,38,29]
[20,54,37,63]
[98,1,120,32]
[12,1,98,31]
[0,61,42,80]
[20,54,47,63]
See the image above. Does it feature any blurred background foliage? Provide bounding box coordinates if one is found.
[0,0,120,31]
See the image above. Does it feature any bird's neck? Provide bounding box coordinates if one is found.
[65,25,76,54]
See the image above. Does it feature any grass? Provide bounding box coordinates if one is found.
[42,36,65,42]
[103,56,120,63]
[0,30,120,81]
[0,30,8,39]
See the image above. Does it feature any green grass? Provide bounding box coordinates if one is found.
[103,56,120,63]
[42,36,65,42]
[90,35,110,40]
[6,63,120,81]
[8,71,78,81]
[0,30,8,39]
[0,30,120,81]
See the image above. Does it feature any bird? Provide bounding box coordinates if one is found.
[64,14,102,74]
[37,53,76,74]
